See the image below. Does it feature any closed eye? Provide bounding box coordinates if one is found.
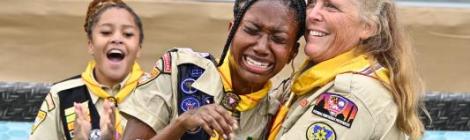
[271,35,287,44]
[325,2,340,12]
[307,0,316,8]
[243,26,259,36]
[100,31,112,36]
[123,32,134,38]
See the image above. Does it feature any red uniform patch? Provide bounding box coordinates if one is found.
[311,92,358,128]
[162,53,172,74]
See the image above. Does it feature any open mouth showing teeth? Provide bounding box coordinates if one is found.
[310,30,328,37]
[106,49,125,61]
[245,56,271,69]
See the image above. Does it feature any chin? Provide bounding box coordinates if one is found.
[107,70,128,81]
[242,72,270,86]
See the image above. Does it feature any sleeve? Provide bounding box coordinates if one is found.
[375,102,407,140]
[120,73,173,133]
[29,92,64,140]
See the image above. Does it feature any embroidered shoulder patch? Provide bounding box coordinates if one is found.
[138,71,160,86]
[162,53,172,74]
[311,92,358,128]
[306,122,336,140]
[30,110,47,134]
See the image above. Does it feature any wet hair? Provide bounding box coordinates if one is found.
[357,0,425,139]
[219,0,306,65]
[84,0,144,44]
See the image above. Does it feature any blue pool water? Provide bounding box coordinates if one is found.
[0,121,468,140]
[0,122,33,140]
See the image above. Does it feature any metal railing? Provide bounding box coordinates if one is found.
[1,82,469,130]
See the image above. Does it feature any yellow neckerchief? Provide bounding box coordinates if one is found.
[209,53,272,140]
[292,49,390,95]
[81,60,143,139]
[217,53,272,112]
[268,49,390,140]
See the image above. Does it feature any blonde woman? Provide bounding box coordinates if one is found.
[269,0,425,139]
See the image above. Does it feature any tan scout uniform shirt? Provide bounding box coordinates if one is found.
[120,48,276,140]
[275,73,406,140]
[30,76,131,140]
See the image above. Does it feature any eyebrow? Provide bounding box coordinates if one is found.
[244,20,289,34]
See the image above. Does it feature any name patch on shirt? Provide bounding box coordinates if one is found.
[306,122,336,140]
[311,92,358,128]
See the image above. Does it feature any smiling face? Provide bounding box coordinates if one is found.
[230,0,299,93]
[304,0,373,63]
[88,8,141,86]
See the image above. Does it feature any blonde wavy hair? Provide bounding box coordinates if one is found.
[357,0,426,139]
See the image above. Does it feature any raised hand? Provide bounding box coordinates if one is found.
[99,99,117,140]
[73,102,91,140]
[176,104,238,139]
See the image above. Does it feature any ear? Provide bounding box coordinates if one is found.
[228,20,234,31]
[87,40,95,55]
[359,20,377,40]
[289,43,299,63]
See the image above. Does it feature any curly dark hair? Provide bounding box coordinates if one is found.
[84,0,144,44]
[219,0,306,65]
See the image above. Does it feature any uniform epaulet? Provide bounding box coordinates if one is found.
[334,73,353,94]
[50,75,85,94]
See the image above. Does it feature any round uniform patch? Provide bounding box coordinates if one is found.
[221,92,240,111]
[181,78,198,94]
[181,97,201,112]
[306,122,336,140]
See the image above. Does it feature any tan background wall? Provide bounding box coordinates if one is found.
[0,0,469,92]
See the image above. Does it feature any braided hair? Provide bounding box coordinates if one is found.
[84,0,144,44]
[219,0,306,66]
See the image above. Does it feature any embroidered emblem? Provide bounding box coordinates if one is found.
[191,68,203,78]
[30,110,47,134]
[181,78,197,94]
[45,93,56,112]
[306,122,336,140]
[151,66,161,77]
[162,53,172,74]
[221,92,240,111]
[181,97,201,112]
[312,93,358,128]
[138,73,157,86]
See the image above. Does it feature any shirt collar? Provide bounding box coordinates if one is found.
[88,72,130,104]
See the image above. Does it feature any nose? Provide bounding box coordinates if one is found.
[111,32,124,45]
[252,35,270,57]
[307,4,323,23]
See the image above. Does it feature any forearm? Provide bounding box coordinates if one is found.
[150,118,187,140]
[122,115,156,140]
